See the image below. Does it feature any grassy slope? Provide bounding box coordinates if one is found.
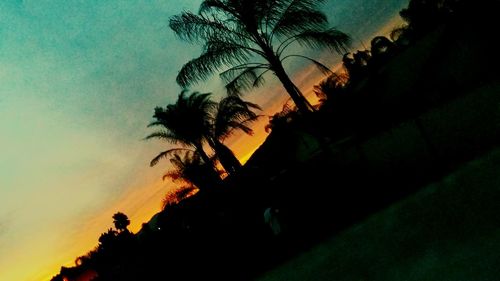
[257,147,500,281]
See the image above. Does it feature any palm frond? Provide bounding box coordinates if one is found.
[169,153,185,169]
[183,91,216,114]
[270,0,328,40]
[162,170,186,182]
[252,68,272,87]
[199,0,237,17]
[279,28,350,55]
[257,0,283,33]
[146,90,215,158]
[213,96,261,140]
[144,131,183,144]
[223,66,270,96]
[281,54,333,75]
[218,115,263,140]
[162,186,198,209]
[169,0,350,114]
[170,12,246,43]
[176,41,251,87]
[226,120,254,136]
[219,63,268,82]
[146,120,166,128]
[241,99,262,111]
[162,149,218,189]
[150,148,194,167]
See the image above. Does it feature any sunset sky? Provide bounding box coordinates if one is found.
[0,1,408,280]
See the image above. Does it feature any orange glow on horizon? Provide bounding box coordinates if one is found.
[41,15,407,281]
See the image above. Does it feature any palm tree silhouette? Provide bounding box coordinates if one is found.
[112,212,130,233]
[170,0,350,113]
[145,90,215,166]
[163,150,222,191]
[208,96,261,174]
[147,91,259,176]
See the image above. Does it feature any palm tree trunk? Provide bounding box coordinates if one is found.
[255,38,315,114]
[215,139,242,175]
[269,55,315,113]
[194,143,212,166]
[194,142,223,189]
[207,138,242,175]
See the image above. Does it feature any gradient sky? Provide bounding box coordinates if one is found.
[0,1,408,280]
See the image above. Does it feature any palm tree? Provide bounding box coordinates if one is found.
[208,96,261,174]
[147,91,259,176]
[163,150,222,191]
[170,0,351,114]
[145,90,216,166]
[112,212,130,233]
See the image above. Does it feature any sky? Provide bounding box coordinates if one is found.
[0,0,408,280]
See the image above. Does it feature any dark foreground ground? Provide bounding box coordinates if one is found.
[256,147,500,281]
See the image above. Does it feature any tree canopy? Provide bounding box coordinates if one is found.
[170,0,350,113]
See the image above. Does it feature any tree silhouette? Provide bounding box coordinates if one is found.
[112,212,130,233]
[342,50,370,82]
[98,228,118,250]
[370,36,395,57]
[163,150,222,191]
[145,90,216,166]
[398,0,460,41]
[208,96,261,174]
[147,91,259,176]
[170,0,350,113]
[265,99,297,133]
[313,72,349,103]
[162,186,198,209]
[369,36,396,69]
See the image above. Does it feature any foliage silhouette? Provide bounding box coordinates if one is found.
[342,50,370,82]
[265,99,297,133]
[56,215,139,281]
[169,0,350,113]
[98,228,118,250]
[145,90,216,167]
[147,91,260,178]
[313,72,349,103]
[393,0,463,44]
[162,185,198,209]
[389,24,411,46]
[163,150,221,191]
[370,36,395,58]
[112,212,130,233]
[209,95,261,174]
[369,36,396,69]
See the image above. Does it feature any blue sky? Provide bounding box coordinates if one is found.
[0,1,408,280]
